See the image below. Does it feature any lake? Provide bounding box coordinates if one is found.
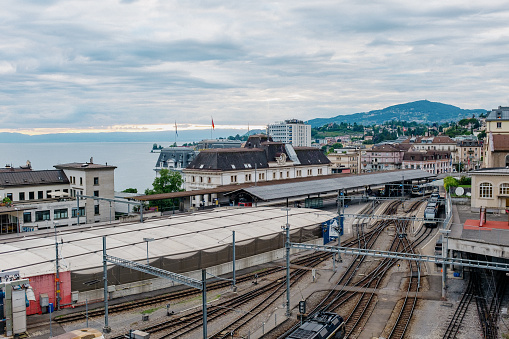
[0,142,169,193]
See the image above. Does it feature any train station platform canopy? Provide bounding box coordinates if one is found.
[0,207,335,277]
[133,170,435,202]
[226,170,435,201]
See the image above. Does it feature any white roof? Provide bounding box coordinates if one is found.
[1,207,335,277]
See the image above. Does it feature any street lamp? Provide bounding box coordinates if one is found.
[143,238,155,266]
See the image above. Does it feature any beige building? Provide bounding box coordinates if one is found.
[327,148,361,174]
[54,161,116,224]
[401,135,457,153]
[483,106,509,168]
[471,168,509,213]
[456,139,482,171]
[183,135,331,207]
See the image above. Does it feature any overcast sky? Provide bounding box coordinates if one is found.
[1,0,509,134]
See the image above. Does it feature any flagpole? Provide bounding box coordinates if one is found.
[174,121,178,146]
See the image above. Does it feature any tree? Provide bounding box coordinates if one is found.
[478,130,486,140]
[122,188,138,193]
[330,142,343,150]
[444,176,459,191]
[144,169,184,211]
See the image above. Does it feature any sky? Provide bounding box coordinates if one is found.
[1,0,509,135]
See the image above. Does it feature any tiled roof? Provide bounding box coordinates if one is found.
[400,136,455,144]
[185,144,330,171]
[432,136,455,144]
[185,149,269,171]
[293,147,331,165]
[0,170,69,187]
[403,150,451,161]
[492,134,509,151]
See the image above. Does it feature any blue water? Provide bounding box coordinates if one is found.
[0,142,166,193]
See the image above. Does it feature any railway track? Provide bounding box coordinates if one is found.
[443,275,474,339]
[55,265,284,324]
[385,218,421,339]
[276,200,406,338]
[276,199,431,339]
[108,252,331,339]
[443,254,509,339]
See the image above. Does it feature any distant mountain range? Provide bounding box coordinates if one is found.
[306,100,487,128]
[0,129,248,144]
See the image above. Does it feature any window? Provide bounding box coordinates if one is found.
[479,182,493,198]
[19,192,25,201]
[29,191,35,200]
[192,176,195,182]
[273,172,276,179]
[207,177,211,183]
[318,169,323,175]
[38,191,43,199]
[54,208,68,219]
[286,171,289,178]
[94,190,99,197]
[72,207,85,217]
[259,173,265,180]
[6,193,12,200]
[94,177,99,185]
[296,170,302,177]
[200,177,203,183]
[35,210,51,221]
[231,175,237,183]
[23,212,32,223]
[80,177,83,185]
[46,190,52,198]
[245,174,252,181]
[94,205,100,215]
[497,122,502,128]
[500,183,509,195]
[307,169,312,175]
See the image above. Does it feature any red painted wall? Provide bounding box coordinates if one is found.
[25,271,72,315]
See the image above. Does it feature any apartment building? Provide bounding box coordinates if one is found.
[267,119,312,147]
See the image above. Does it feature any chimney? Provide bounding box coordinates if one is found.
[89,157,94,164]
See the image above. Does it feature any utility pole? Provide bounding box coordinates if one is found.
[282,207,291,317]
[103,236,111,333]
[54,225,61,310]
[232,231,236,291]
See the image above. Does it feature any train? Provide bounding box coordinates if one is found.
[424,192,441,228]
[411,183,435,197]
[51,328,104,339]
[286,311,345,339]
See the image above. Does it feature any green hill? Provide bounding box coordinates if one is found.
[307,100,487,127]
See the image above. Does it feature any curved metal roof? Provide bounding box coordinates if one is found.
[230,170,435,201]
[1,207,335,277]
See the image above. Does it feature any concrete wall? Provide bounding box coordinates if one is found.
[72,238,322,304]
[449,237,509,260]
